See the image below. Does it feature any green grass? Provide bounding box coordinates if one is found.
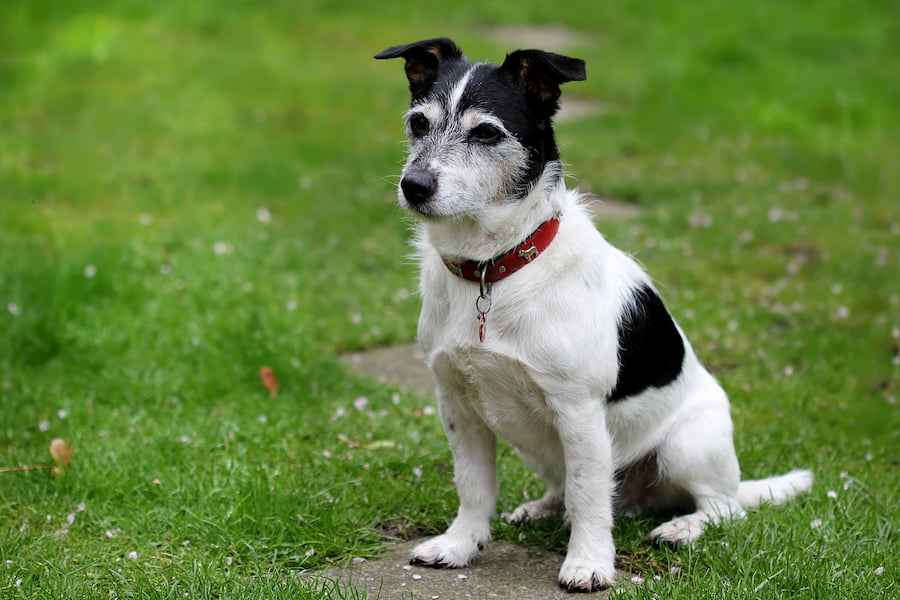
[1,1,897,598]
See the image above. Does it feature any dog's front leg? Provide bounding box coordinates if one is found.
[554,398,618,592]
[410,387,497,568]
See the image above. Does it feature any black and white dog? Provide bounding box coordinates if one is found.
[376,38,812,592]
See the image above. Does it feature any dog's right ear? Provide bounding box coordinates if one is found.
[375,38,464,100]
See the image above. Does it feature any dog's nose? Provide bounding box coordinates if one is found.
[400,170,437,205]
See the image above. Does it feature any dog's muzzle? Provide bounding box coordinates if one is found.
[400,169,437,207]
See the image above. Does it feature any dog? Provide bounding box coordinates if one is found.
[375,38,813,592]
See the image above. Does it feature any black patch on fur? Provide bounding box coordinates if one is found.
[462,65,560,190]
[608,284,685,402]
[412,62,565,196]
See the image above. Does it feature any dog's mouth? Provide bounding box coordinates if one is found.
[402,200,453,222]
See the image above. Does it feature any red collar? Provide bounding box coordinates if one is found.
[442,218,560,283]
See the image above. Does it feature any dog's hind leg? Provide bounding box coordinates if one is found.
[503,446,565,524]
[651,469,812,546]
[504,486,564,524]
[648,378,745,546]
[410,370,498,568]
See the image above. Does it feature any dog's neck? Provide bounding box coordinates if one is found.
[420,165,566,263]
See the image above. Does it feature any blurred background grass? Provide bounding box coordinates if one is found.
[1,1,897,598]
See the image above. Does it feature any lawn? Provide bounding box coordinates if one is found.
[1,1,897,598]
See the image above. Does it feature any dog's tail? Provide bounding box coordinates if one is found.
[738,469,814,509]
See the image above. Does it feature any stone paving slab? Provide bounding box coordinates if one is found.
[316,537,618,599]
[340,343,434,398]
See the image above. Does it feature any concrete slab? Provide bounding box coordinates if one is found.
[340,343,433,398]
[316,537,618,599]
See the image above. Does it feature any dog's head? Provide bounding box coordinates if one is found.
[376,38,586,221]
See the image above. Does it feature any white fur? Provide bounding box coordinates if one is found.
[402,136,812,592]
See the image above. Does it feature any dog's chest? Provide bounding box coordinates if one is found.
[434,345,555,438]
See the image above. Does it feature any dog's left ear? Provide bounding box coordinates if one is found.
[375,38,464,101]
[500,50,586,117]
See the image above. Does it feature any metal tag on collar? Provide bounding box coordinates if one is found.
[476,265,493,343]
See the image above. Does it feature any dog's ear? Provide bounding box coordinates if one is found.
[375,38,464,100]
[500,49,586,117]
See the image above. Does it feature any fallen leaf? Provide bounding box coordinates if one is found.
[259,367,279,397]
[49,438,73,476]
[50,438,73,467]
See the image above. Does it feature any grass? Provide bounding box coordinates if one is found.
[1,0,897,598]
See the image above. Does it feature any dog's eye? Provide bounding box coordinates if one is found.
[408,114,430,138]
[469,123,503,145]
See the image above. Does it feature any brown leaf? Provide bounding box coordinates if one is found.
[49,438,73,469]
[259,366,279,397]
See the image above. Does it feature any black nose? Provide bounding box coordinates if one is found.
[400,170,437,206]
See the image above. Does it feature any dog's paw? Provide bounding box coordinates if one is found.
[649,514,705,548]
[558,555,616,593]
[502,498,560,524]
[409,534,484,568]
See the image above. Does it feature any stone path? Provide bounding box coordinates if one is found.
[316,538,619,599]
[341,343,433,398]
